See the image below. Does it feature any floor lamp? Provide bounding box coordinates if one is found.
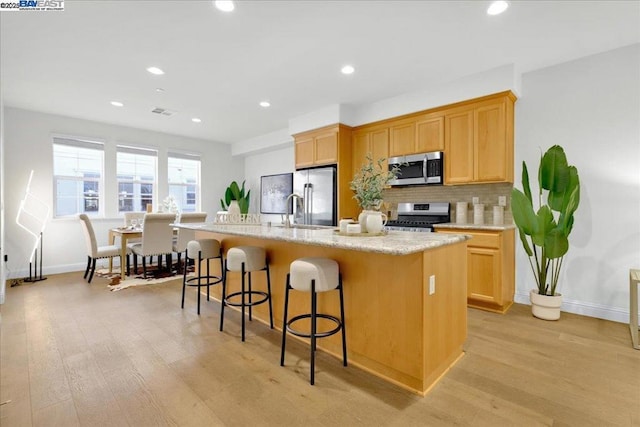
[16,171,49,284]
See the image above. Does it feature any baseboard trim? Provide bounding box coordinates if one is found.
[7,260,121,281]
[514,291,632,324]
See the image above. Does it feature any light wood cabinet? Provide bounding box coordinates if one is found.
[389,121,415,156]
[416,114,444,153]
[389,114,444,157]
[293,124,357,221]
[351,127,389,178]
[294,127,339,168]
[437,227,515,313]
[444,93,515,184]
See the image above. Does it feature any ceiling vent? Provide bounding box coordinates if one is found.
[151,107,176,117]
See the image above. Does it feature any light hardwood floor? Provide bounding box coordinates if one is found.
[1,272,638,426]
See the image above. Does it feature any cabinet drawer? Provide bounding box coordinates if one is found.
[467,232,500,249]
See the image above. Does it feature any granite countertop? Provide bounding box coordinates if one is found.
[434,222,516,231]
[174,222,470,255]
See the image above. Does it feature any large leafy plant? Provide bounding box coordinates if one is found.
[220,180,251,214]
[511,145,580,296]
[350,153,399,210]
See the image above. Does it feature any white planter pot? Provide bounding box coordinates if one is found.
[227,200,241,222]
[530,289,562,321]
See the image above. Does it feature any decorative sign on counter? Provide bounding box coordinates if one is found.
[215,211,262,225]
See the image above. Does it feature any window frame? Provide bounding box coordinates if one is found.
[168,151,202,213]
[52,135,105,218]
[116,145,158,214]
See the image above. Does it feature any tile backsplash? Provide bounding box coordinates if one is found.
[383,182,513,225]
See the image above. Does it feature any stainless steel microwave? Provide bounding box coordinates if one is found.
[387,152,443,186]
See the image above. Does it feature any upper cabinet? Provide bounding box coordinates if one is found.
[352,127,389,177]
[444,92,515,184]
[293,124,357,219]
[389,113,444,157]
[294,126,340,168]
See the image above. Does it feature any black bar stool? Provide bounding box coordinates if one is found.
[219,245,273,341]
[181,239,223,315]
[280,257,347,385]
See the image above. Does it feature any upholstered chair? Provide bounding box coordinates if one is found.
[172,212,208,272]
[79,214,130,283]
[128,213,176,278]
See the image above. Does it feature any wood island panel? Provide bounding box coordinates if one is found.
[194,230,468,395]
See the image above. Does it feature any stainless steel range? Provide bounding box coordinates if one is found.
[385,202,451,232]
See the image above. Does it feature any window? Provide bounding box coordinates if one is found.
[53,136,104,217]
[168,152,201,212]
[117,146,157,213]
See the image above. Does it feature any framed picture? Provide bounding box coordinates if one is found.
[260,173,293,214]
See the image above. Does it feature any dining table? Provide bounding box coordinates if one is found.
[108,227,143,280]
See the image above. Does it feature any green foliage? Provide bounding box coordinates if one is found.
[511,145,580,296]
[350,153,400,210]
[220,180,251,214]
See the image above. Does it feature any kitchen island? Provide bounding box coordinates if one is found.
[175,222,469,395]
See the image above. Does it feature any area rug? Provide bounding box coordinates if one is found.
[95,268,192,292]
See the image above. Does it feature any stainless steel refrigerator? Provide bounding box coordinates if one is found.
[293,165,337,226]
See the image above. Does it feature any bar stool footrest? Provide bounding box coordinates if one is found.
[185,275,222,288]
[286,313,342,339]
[224,290,270,308]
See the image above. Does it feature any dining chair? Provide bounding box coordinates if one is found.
[79,214,130,283]
[173,212,208,272]
[128,213,176,278]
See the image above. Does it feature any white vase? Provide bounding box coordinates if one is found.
[227,200,241,222]
[365,211,388,234]
[530,289,562,320]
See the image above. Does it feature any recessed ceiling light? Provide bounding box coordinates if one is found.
[259,101,271,108]
[487,1,509,15]
[110,101,124,107]
[146,66,165,75]
[155,87,165,93]
[214,1,234,12]
[341,65,355,75]
[192,117,202,123]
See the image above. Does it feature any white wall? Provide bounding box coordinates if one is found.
[243,145,295,225]
[514,43,640,322]
[3,107,243,278]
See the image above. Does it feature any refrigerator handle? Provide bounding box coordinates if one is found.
[307,184,313,224]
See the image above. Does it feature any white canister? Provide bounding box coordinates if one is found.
[339,218,354,233]
[493,205,504,225]
[346,223,361,234]
[456,202,468,224]
[473,204,485,225]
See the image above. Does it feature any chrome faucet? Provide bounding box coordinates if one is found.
[284,193,302,228]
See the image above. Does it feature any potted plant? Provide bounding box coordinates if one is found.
[350,153,399,232]
[511,145,580,320]
[220,180,251,215]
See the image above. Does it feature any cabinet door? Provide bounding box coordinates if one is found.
[474,101,507,182]
[416,115,444,153]
[370,128,390,172]
[351,131,370,177]
[389,122,415,156]
[295,136,314,168]
[467,247,501,305]
[314,131,338,165]
[445,109,474,184]
[352,128,389,176]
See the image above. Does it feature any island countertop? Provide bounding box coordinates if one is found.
[173,222,469,255]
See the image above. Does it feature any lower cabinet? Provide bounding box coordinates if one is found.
[437,227,515,313]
